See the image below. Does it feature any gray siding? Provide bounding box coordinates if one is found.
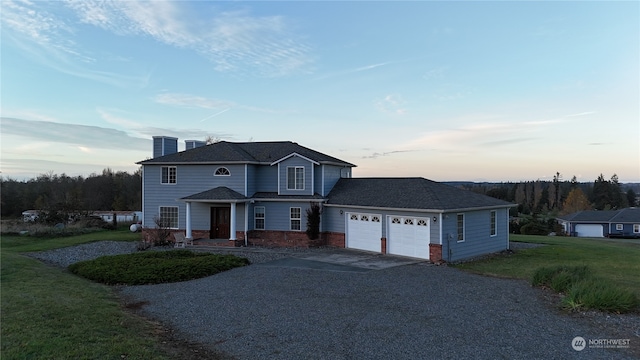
[142,164,247,228]
[278,156,314,196]
[253,165,278,194]
[250,201,312,231]
[441,208,509,262]
[321,165,346,196]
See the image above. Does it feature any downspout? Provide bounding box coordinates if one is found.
[244,202,249,247]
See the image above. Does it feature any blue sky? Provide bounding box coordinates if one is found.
[1,1,638,182]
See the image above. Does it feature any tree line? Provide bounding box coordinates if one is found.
[461,173,637,216]
[1,168,142,221]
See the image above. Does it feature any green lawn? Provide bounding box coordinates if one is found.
[454,234,640,297]
[1,230,174,359]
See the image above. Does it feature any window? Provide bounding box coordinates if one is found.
[350,214,358,220]
[417,219,428,226]
[287,166,304,190]
[404,218,414,225]
[634,224,640,234]
[214,167,230,176]
[457,214,465,242]
[392,217,401,224]
[372,216,381,223]
[159,206,178,229]
[254,206,265,230]
[290,207,301,230]
[490,211,497,236]
[361,215,369,221]
[616,224,623,231]
[161,166,177,184]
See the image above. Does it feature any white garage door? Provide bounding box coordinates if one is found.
[346,213,382,253]
[388,216,430,259]
[575,224,603,238]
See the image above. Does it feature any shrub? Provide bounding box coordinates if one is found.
[306,202,322,240]
[68,250,250,285]
[564,278,639,313]
[531,265,638,313]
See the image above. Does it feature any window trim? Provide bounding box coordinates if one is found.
[254,206,265,230]
[286,166,305,190]
[290,207,301,231]
[457,213,465,242]
[490,210,497,237]
[161,166,177,184]
[159,206,179,229]
[214,167,231,176]
[616,224,623,231]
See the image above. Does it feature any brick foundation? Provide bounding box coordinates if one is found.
[381,237,387,254]
[247,230,329,248]
[322,232,345,248]
[429,243,443,263]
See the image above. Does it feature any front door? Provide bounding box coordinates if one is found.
[210,207,231,239]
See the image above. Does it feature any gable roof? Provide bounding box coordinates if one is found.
[180,186,247,202]
[138,141,355,167]
[559,208,640,223]
[325,178,514,212]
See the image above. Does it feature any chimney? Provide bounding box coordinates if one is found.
[185,140,207,150]
[153,136,178,158]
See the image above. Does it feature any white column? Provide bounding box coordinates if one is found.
[230,202,237,240]
[185,202,192,239]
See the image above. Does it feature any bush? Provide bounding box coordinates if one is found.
[520,221,548,235]
[68,250,250,285]
[564,278,639,313]
[531,265,638,313]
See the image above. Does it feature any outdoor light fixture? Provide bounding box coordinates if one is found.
[433,216,437,222]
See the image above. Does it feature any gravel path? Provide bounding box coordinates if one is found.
[29,242,640,359]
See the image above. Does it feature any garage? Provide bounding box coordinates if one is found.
[387,216,430,259]
[575,224,604,238]
[346,212,382,253]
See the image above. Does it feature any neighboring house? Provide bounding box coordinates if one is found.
[557,208,640,238]
[22,210,40,222]
[21,210,141,224]
[93,211,142,224]
[137,136,515,262]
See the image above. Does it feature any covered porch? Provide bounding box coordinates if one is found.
[180,187,250,245]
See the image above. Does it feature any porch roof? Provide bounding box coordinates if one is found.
[180,186,247,202]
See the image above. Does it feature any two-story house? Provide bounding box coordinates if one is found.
[138,136,515,262]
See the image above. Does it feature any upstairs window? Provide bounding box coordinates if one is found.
[215,167,230,176]
[457,214,465,242]
[161,166,177,184]
[287,166,304,190]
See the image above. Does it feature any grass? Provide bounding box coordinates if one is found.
[70,250,250,285]
[1,230,183,359]
[454,234,640,299]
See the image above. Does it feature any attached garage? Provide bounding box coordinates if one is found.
[387,216,430,259]
[346,212,382,253]
[575,224,604,238]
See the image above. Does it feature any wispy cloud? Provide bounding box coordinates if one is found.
[153,92,291,115]
[374,94,408,115]
[362,150,414,159]
[0,117,151,151]
[66,1,314,77]
[1,1,151,88]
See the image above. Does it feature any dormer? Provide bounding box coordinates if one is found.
[271,153,319,196]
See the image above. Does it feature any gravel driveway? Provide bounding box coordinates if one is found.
[30,242,639,359]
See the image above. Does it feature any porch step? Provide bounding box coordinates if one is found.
[192,239,239,247]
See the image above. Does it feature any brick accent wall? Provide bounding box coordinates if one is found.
[322,232,345,248]
[381,237,387,254]
[247,230,325,248]
[429,243,443,263]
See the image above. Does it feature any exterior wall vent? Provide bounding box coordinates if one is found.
[152,136,178,158]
